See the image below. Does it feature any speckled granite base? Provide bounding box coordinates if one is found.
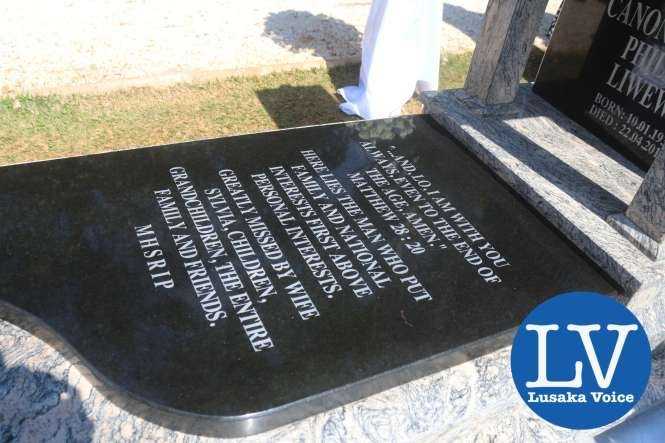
[0,317,663,442]
[422,85,665,354]
[452,90,524,118]
[607,145,665,263]
[625,146,665,244]
[607,213,664,262]
[422,86,665,295]
[2,318,664,442]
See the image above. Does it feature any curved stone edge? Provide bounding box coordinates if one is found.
[0,296,519,439]
[2,313,664,442]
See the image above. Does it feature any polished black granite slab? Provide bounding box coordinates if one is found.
[534,0,665,170]
[0,116,617,437]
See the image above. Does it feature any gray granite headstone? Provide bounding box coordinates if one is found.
[465,0,549,106]
[609,146,665,261]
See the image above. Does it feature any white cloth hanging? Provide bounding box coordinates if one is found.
[338,0,443,120]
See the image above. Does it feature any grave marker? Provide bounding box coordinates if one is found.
[0,116,616,436]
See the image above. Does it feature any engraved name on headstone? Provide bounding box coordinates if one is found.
[534,0,665,170]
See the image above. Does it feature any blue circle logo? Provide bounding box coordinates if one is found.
[511,292,651,429]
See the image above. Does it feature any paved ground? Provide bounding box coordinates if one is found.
[0,0,562,96]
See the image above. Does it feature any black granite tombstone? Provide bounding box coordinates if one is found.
[534,0,665,170]
[0,116,616,437]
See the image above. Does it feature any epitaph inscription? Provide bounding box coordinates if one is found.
[0,116,616,437]
[133,143,514,350]
[535,0,665,170]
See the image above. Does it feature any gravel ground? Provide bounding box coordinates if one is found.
[0,0,562,96]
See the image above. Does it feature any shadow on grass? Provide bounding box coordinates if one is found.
[255,84,357,129]
[253,50,473,130]
[326,63,361,92]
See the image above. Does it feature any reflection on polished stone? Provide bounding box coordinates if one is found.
[0,116,616,437]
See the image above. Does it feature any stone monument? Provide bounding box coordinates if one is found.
[426,0,665,294]
[2,0,665,441]
[0,115,616,437]
[531,0,665,263]
[534,0,665,170]
[424,0,665,437]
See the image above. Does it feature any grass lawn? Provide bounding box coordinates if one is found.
[0,52,472,166]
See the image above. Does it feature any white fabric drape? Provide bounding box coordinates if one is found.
[338,0,443,120]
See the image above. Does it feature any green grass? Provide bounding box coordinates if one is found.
[0,52,472,166]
